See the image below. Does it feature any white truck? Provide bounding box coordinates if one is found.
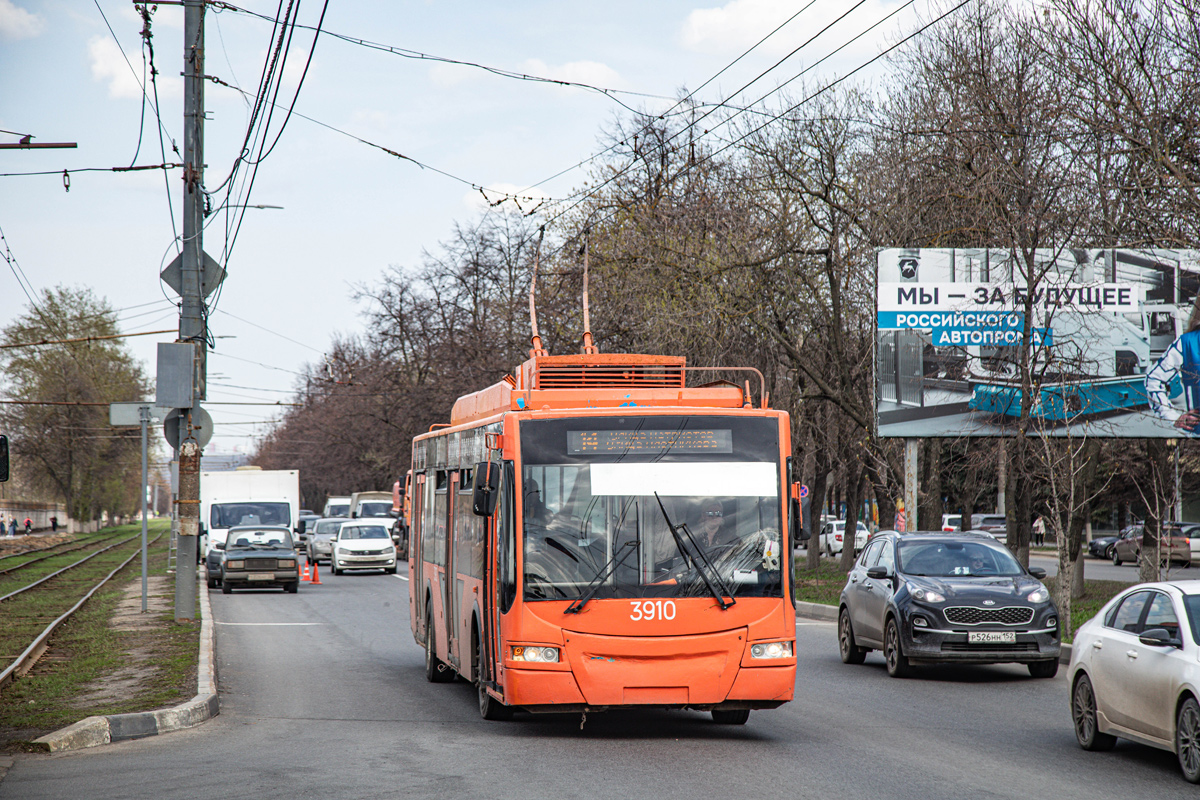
[201,467,300,588]
[349,490,394,519]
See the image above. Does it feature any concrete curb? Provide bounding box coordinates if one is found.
[794,601,1074,664]
[30,574,218,752]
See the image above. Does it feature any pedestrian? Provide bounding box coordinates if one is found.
[50,515,57,533]
[3,516,10,538]
[23,517,31,534]
[8,518,16,537]
[1032,515,1046,547]
[1146,295,1200,433]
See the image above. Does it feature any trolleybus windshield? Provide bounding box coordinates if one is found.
[520,415,783,602]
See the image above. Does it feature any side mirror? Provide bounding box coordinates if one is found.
[1139,627,1183,648]
[866,566,890,580]
[789,482,809,542]
[472,461,501,516]
[1028,567,1047,579]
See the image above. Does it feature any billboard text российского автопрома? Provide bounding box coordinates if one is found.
[876,248,1200,439]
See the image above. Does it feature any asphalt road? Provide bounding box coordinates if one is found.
[1029,553,1195,583]
[4,564,1200,799]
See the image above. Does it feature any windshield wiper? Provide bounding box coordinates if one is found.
[654,493,735,610]
[564,540,639,615]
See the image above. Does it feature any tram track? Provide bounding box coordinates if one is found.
[0,531,163,693]
[0,529,118,564]
[0,533,143,601]
[0,530,130,578]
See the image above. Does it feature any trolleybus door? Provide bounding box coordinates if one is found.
[410,473,426,641]
[443,471,458,668]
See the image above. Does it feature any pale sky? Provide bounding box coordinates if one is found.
[0,0,935,456]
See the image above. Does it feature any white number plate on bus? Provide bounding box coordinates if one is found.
[248,572,274,581]
[968,631,1015,644]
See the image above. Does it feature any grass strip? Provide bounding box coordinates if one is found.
[0,520,199,751]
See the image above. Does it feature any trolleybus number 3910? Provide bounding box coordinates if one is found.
[630,599,677,621]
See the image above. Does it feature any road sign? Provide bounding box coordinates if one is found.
[109,402,171,427]
[799,484,809,499]
[160,250,225,298]
[164,406,213,449]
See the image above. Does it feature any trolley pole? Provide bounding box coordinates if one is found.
[175,0,207,622]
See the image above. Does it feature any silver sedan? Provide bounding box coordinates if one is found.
[305,517,346,565]
[1069,580,1200,782]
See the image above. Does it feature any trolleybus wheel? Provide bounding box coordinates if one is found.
[712,709,750,725]
[474,630,513,720]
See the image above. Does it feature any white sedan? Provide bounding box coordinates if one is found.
[1069,580,1200,782]
[330,521,398,575]
[818,519,870,556]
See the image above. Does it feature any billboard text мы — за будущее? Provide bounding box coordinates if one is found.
[876,248,1200,438]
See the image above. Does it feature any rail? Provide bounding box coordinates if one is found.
[0,531,128,577]
[0,530,113,564]
[0,533,143,603]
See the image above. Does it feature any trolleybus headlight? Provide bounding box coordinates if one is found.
[512,646,560,663]
[749,641,793,659]
[226,560,244,570]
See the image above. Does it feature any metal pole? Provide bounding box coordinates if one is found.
[1174,440,1182,522]
[141,406,149,613]
[904,439,919,532]
[175,0,206,622]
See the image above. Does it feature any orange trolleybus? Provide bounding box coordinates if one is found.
[407,351,801,724]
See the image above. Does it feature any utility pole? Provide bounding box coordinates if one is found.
[175,0,206,622]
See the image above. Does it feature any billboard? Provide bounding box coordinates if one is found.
[876,248,1200,438]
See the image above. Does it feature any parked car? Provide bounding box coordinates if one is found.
[306,517,346,565]
[819,519,870,556]
[330,520,398,575]
[941,514,962,531]
[1111,524,1192,567]
[837,530,1060,678]
[963,528,1006,543]
[220,526,300,594]
[970,514,1008,537]
[1087,534,1121,561]
[1069,580,1200,782]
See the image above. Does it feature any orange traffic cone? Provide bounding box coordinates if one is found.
[311,561,322,585]
[301,561,311,582]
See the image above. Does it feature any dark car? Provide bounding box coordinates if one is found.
[295,513,321,552]
[837,531,1060,678]
[221,526,301,594]
[1087,534,1120,560]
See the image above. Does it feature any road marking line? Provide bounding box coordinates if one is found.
[393,574,409,581]
[796,621,835,626]
[215,622,325,626]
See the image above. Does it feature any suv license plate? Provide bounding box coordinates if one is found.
[248,572,274,581]
[968,631,1016,644]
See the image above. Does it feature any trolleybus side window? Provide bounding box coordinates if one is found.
[432,468,448,567]
[456,466,484,578]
